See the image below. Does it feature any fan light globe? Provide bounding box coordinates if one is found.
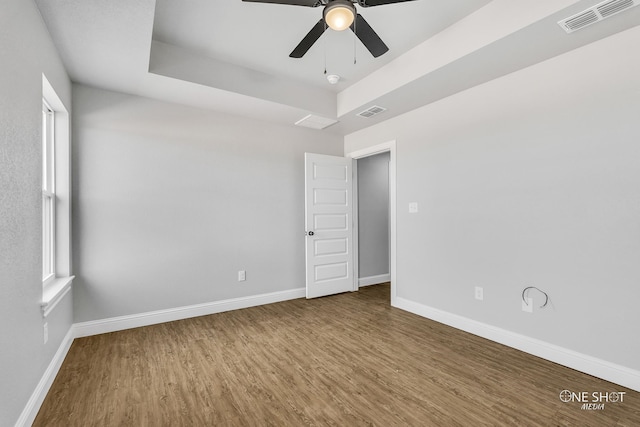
[324,1,355,31]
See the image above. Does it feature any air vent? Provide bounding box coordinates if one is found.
[598,0,635,16]
[563,10,599,31]
[356,105,387,118]
[294,114,338,130]
[558,0,639,33]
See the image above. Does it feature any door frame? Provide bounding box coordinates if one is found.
[346,140,397,305]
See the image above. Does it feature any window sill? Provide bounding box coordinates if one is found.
[41,276,74,318]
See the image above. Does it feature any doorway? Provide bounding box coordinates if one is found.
[356,152,390,287]
[347,140,397,305]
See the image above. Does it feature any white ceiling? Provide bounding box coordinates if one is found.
[35,0,640,135]
[152,0,490,92]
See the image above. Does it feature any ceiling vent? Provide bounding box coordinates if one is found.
[294,114,338,130]
[558,0,639,33]
[356,105,387,118]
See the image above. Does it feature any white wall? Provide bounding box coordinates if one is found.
[345,26,640,372]
[0,0,73,425]
[357,152,390,280]
[72,85,343,322]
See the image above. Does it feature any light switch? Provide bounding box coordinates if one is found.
[409,202,418,213]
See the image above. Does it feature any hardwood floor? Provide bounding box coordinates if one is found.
[35,284,639,426]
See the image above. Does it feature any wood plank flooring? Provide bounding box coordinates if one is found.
[35,284,640,426]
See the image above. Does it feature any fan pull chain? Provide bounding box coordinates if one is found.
[324,20,328,75]
[353,16,357,65]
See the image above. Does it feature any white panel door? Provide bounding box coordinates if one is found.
[304,153,354,299]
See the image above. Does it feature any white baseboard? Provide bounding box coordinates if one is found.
[15,327,75,427]
[74,287,306,338]
[358,274,391,287]
[394,297,640,392]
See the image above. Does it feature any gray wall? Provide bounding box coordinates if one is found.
[345,27,640,370]
[357,152,390,279]
[0,0,73,425]
[72,85,343,322]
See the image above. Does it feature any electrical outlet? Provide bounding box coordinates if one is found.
[409,202,418,213]
[474,286,484,301]
[238,270,246,282]
[43,323,48,344]
[522,297,533,313]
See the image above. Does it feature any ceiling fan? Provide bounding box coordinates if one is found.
[242,0,416,58]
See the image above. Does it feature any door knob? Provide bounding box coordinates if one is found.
[306,231,315,236]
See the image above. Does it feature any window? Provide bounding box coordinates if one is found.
[42,100,55,283]
[41,74,74,317]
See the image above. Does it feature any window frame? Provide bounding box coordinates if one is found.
[42,100,56,284]
[41,74,74,317]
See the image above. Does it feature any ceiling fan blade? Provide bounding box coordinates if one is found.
[290,19,326,58]
[242,0,321,6]
[350,14,389,58]
[356,0,416,7]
